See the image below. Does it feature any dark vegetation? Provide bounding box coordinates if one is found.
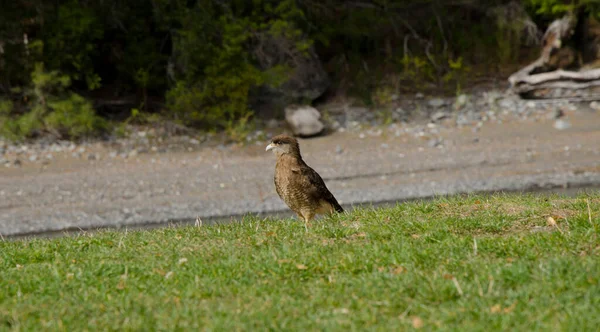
[0,0,598,141]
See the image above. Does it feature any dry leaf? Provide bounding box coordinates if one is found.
[178,258,188,265]
[474,200,481,205]
[117,274,127,290]
[503,302,517,313]
[443,274,454,280]
[378,266,386,272]
[165,271,174,279]
[547,216,557,226]
[277,259,291,264]
[296,264,308,270]
[490,304,502,313]
[356,232,367,238]
[411,234,421,239]
[66,273,74,280]
[392,266,406,275]
[411,316,424,329]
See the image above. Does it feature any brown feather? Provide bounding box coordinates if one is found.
[269,135,343,223]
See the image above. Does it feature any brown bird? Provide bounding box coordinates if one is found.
[266,134,343,230]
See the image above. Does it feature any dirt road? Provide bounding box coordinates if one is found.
[2,108,600,238]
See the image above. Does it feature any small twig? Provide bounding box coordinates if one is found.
[452,277,464,296]
[487,277,494,296]
[433,9,448,56]
[587,199,593,226]
[475,275,484,297]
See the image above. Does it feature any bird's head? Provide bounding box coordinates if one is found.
[265,134,300,157]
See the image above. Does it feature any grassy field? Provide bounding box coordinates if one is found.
[1,193,599,331]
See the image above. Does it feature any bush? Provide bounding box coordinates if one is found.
[0,63,107,141]
[166,0,306,135]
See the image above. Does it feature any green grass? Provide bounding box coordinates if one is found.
[1,193,600,331]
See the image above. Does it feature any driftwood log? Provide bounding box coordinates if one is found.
[509,11,600,100]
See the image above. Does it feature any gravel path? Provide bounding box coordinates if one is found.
[2,91,600,238]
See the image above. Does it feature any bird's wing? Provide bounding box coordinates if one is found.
[299,165,344,213]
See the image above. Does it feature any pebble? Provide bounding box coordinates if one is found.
[553,119,571,130]
[430,111,448,122]
[28,154,38,162]
[335,145,343,154]
[428,98,445,108]
[454,94,468,109]
[428,138,443,148]
[549,109,564,119]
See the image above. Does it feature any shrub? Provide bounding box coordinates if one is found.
[0,63,107,141]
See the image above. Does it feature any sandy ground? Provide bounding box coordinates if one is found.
[2,108,600,238]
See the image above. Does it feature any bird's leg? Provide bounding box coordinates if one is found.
[301,212,314,233]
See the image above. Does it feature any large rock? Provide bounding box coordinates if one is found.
[251,36,330,117]
[284,105,325,137]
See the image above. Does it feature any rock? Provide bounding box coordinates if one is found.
[498,98,515,110]
[454,94,468,109]
[415,92,424,99]
[428,138,443,148]
[266,119,280,129]
[553,119,571,130]
[189,138,200,145]
[28,154,38,162]
[284,105,325,137]
[430,111,449,122]
[549,109,564,119]
[128,149,139,158]
[109,151,118,158]
[428,98,445,108]
[87,153,97,161]
[250,41,329,116]
[590,101,600,112]
[13,159,21,167]
[335,145,343,154]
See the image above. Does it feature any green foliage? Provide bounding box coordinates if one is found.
[442,57,471,94]
[1,194,599,330]
[0,64,106,141]
[166,0,306,138]
[526,0,600,18]
[526,0,576,15]
[5,0,600,140]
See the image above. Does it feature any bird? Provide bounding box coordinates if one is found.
[265,134,343,231]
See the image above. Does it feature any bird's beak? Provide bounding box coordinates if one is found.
[265,143,275,152]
